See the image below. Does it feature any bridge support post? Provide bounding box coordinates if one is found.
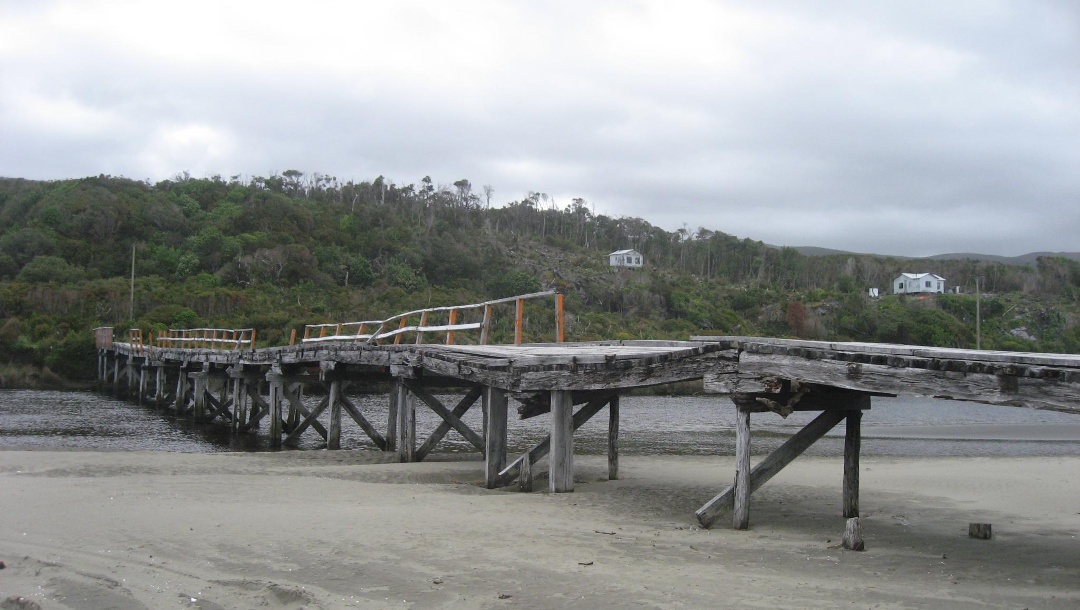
[267,367,284,449]
[154,365,166,408]
[733,404,752,529]
[393,379,415,462]
[174,362,188,415]
[484,386,508,489]
[844,410,862,518]
[126,358,137,398]
[192,363,209,420]
[390,380,403,451]
[550,390,574,492]
[328,378,342,450]
[137,362,148,405]
[608,395,620,480]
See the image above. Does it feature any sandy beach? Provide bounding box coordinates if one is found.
[1,450,1077,609]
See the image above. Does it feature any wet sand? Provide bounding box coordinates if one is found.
[1,450,1078,609]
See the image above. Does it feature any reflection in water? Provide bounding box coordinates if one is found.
[2,390,1079,458]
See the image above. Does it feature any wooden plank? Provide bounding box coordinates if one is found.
[404,380,485,453]
[549,390,574,493]
[412,386,483,462]
[696,408,848,529]
[484,386,508,489]
[692,335,1080,368]
[733,351,1080,413]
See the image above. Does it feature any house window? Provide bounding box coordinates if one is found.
[626,256,632,264]
[898,282,903,290]
[925,281,931,288]
[635,257,641,264]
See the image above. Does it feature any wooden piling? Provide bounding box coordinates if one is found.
[550,390,574,492]
[844,410,862,518]
[608,394,620,480]
[154,365,166,408]
[733,404,752,529]
[484,386,508,489]
[393,379,414,462]
[174,362,188,414]
[267,367,283,449]
[328,378,342,450]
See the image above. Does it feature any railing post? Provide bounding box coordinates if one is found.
[515,298,524,345]
[446,309,457,345]
[480,305,493,345]
[556,293,565,343]
[393,317,408,345]
[415,311,428,345]
[290,328,297,346]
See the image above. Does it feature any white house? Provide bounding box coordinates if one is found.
[608,249,643,269]
[893,272,946,294]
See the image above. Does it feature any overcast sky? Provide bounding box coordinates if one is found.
[2,1,1077,257]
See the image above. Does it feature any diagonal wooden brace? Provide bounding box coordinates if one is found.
[496,393,615,488]
[409,384,484,461]
[696,409,847,529]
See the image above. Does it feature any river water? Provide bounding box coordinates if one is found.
[2,389,1080,458]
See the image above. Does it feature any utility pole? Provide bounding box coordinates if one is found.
[129,243,136,321]
[975,276,981,350]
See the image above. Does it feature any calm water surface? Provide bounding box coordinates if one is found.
[2,389,1079,458]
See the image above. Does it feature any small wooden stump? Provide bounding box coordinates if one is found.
[968,523,992,539]
[842,517,865,551]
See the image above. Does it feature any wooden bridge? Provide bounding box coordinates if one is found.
[93,297,1080,530]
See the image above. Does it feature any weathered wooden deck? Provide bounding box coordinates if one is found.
[691,336,1080,530]
[96,330,1080,531]
[99,337,732,494]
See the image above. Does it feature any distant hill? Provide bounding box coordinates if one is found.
[790,246,1080,267]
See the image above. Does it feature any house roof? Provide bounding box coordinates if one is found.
[898,272,946,281]
[608,249,641,256]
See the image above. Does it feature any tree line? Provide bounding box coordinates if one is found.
[2,172,1079,383]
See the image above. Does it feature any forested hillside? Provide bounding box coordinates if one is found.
[3,173,1080,384]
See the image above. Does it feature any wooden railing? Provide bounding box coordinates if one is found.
[300,291,565,346]
[155,328,257,350]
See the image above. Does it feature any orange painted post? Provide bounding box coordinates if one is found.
[515,298,524,345]
[250,329,257,349]
[320,325,327,338]
[394,317,408,345]
[290,328,297,346]
[556,293,565,343]
[480,305,493,344]
[335,324,342,338]
[357,323,366,341]
[446,309,457,345]
[416,311,428,345]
